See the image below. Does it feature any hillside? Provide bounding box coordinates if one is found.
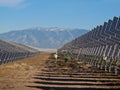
[0,27,88,49]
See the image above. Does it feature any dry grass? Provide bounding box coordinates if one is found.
[45,55,93,75]
[0,52,53,90]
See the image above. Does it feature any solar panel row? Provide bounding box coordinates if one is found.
[59,16,120,75]
[0,40,40,65]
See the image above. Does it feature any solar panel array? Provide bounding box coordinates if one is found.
[59,16,120,75]
[0,40,40,65]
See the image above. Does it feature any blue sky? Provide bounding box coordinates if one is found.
[0,0,120,33]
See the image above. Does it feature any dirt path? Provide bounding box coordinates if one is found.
[0,52,52,90]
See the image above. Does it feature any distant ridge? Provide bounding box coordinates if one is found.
[0,27,88,49]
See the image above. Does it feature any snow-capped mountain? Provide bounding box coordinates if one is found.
[0,27,88,49]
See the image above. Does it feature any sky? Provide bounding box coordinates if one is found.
[0,0,120,33]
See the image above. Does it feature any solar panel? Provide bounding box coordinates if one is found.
[59,16,120,74]
[0,40,40,65]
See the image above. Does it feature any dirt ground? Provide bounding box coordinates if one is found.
[0,52,52,90]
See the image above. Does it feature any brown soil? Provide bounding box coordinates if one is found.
[0,52,52,90]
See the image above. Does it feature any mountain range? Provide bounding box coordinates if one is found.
[0,27,88,49]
